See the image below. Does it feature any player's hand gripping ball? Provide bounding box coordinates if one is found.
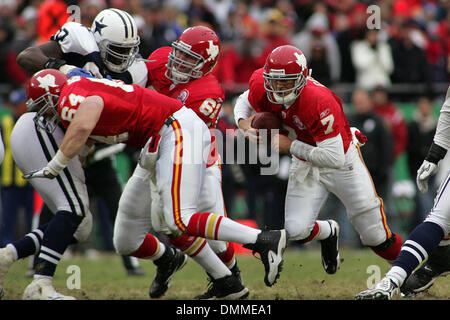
[250,112,284,144]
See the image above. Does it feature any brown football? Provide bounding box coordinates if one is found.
[251,112,282,130]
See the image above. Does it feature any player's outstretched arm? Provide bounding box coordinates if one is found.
[17,41,64,75]
[23,96,104,180]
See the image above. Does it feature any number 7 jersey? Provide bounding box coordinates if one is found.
[248,68,353,152]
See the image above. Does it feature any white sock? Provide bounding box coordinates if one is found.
[217,218,261,245]
[386,266,408,287]
[315,220,332,240]
[191,243,231,279]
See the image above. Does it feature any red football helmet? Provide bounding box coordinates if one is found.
[26,69,68,133]
[263,45,309,105]
[166,26,221,83]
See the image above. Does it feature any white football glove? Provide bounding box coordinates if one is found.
[416,160,438,194]
[22,166,58,180]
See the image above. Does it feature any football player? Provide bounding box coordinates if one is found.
[356,86,450,300]
[114,26,248,299]
[21,70,287,293]
[234,45,403,276]
[0,71,93,300]
[16,8,146,276]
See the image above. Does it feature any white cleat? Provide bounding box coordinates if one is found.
[23,278,76,300]
[0,247,15,299]
[355,276,399,300]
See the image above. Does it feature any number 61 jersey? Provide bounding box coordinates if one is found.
[146,46,225,165]
[248,68,353,153]
[57,76,183,149]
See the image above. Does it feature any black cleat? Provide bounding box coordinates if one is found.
[244,229,287,287]
[194,274,249,300]
[401,245,450,296]
[149,247,188,298]
[320,220,340,274]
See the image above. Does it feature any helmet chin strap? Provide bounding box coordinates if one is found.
[273,91,297,106]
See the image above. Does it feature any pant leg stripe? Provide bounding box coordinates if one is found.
[170,120,186,232]
[45,129,86,217]
[34,125,78,215]
[356,145,392,238]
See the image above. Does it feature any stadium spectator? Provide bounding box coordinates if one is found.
[351,29,394,91]
[372,86,409,160]
[0,89,35,247]
[406,96,438,231]
[292,3,340,84]
[348,89,394,199]
[389,21,431,88]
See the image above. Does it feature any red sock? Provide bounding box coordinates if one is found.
[217,242,236,267]
[371,233,403,263]
[169,234,206,257]
[187,212,223,240]
[131,234,160,259]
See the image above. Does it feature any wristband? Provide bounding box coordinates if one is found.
[44,57,67,70]
[425,142,447,164]
[47,150,71,176]
[290,140,314,161]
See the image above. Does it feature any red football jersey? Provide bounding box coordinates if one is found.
[248,68,353,153]
[146,47,225,128]
[146,47,225,165]
[57,76,183,149]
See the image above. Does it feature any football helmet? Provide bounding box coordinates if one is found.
[26,69,68,133]
[166,26,220,84]
[263,45,309,105]
[91,8,140,73]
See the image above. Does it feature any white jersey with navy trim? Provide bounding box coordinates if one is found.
[10,113,92,241]
[50,22,147,86]
[433,86,450,151]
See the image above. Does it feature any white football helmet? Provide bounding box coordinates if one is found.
[91,8,140,73]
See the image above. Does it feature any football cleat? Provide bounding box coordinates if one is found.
[320,220,340,274]
[401,246,450,296]
[0,246,15,299]
[244,229,287,287]
[355,277,399,300]
[23,278,76,300]
[194,274,249,300]
[149,246,188,298]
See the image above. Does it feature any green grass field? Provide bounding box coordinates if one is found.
[2,246,449,300]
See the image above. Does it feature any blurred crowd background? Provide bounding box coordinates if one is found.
[0,0,449,255]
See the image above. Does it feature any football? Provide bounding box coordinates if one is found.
[250,112,282,130]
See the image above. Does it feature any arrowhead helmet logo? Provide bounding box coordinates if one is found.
[205,40,219,62]
[37,74,58,91]
[294,52,306,70]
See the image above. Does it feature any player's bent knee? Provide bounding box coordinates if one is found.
[207,239,227,254]
[113,224,145,255]
[73,212,93,243]
[285,221,313,242]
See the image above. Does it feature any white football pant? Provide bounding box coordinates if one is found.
[285,142,392,246]
[10,113,92,242]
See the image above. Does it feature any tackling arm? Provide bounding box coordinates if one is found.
[23,96,104,179]
[17,41,64,75]
[416,86,450,193]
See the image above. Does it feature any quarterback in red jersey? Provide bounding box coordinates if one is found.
[115,26,249,299]
[23,69,287,295]
[235,45,403,276]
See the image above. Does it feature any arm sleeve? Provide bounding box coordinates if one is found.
[433,86,450,150]
[234,90,256,126]
[290,134,345,168]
